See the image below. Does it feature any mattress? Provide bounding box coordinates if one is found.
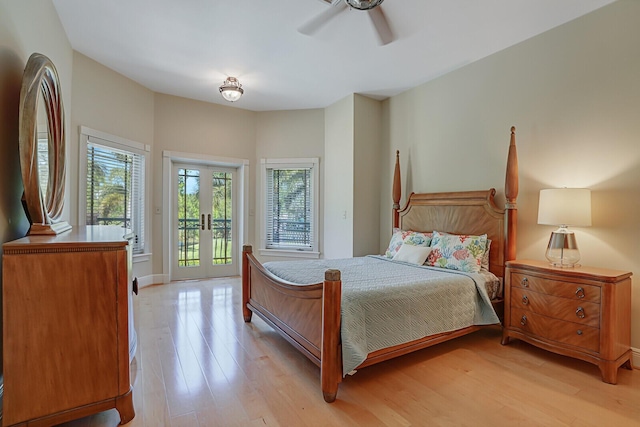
[263,255,500,375]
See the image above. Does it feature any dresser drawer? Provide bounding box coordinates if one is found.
[510,287,600,328]
[511,272,601,303]
[510,308,600,352]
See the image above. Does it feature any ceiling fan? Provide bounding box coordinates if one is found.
[299,0,395,46]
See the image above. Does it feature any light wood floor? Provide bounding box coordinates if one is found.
[60,277,640,427]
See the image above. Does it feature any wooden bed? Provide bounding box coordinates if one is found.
[242,127,519,402]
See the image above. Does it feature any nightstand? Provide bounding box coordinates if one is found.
[501,259,633,384]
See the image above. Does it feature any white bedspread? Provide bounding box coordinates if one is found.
[263,256,500,375]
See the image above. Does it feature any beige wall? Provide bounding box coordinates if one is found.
[0,0,72,240]
[324,95,355,259]
[255,109,325,262]
[153,94,256,275]
[66,59,327,276]
[324,94,383,258]
[353,94,382,257]
[380,0,640,348]
[70,52,155,277]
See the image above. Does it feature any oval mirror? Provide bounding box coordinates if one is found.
[18,53,71,235]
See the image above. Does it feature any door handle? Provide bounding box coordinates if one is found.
[208,214,211,230]
[201,214,205,230]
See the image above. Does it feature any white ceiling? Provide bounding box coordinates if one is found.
[52,0,615,112]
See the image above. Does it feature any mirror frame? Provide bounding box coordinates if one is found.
[18,53,71,235]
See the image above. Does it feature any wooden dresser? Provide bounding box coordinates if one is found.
[2,226,136,426]
[501,259,633,384]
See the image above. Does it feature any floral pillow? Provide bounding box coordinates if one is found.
[434,231,492,270]
[426,231,488,273]
[482,239,492,270]
[384,228,432,258]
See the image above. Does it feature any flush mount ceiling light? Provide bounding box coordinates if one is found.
[345,0,384,10]
[219,77,244,102]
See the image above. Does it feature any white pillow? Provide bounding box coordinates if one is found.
[384,228,432,258]
[392,244,433,265]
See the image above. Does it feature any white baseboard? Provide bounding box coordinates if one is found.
[633,347,640,368]
[136,273,170,289]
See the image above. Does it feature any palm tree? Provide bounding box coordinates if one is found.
[272,168,311,245]
[87,148,133,225]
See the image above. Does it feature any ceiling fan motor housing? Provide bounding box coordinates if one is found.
[345,0,385,11]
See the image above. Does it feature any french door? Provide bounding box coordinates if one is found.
[172,163,237,280]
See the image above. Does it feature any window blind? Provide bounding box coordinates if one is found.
[86,140,145,253]
[265,167,313,250]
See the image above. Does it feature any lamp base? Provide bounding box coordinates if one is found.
[545,230,581,268]
[549,261,581,269]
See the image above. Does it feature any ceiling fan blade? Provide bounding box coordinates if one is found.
[299,1,348,36]
[368,6,394,45]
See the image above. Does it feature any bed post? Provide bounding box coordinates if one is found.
[392,150,401,229]
[505,126,519,263]
[242,245,253,323]
[321,269,342,403]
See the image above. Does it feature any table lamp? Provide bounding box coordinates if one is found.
[537,188,591,268]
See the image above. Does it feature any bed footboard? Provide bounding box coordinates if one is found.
[242,245,342,402]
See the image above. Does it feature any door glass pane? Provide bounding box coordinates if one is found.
[212,171,232,265]
[178,168,200,267]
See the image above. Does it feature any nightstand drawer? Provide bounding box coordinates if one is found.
[510,308,600,352]
[511,272,601,303]
[510,287,600,327]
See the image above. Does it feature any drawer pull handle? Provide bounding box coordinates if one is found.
[577,329,583,336]
[520,315,527,326]
[576,307,585,319]
[575,287,585,299]
[521,277,529,287]
[521,295,529,305]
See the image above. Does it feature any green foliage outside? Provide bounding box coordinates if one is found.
[178,169,233,266]
[86,146,133,228]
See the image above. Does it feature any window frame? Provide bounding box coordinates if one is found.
[78,126,151,260]
[260,157,320,258]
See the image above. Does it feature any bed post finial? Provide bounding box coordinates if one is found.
[505,126,519,263]
[392,150,401,229]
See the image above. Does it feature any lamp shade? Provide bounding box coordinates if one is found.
[537,188,592,227]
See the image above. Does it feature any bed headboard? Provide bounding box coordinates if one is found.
[392,127,519,280]
[398,190,505,277]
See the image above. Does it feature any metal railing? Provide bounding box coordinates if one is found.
[271,219,311,245]
[93,216,131,228]
[178,217,232,266]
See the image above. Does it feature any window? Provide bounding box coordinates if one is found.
[80,127,149,255]
[261,158,319,255]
